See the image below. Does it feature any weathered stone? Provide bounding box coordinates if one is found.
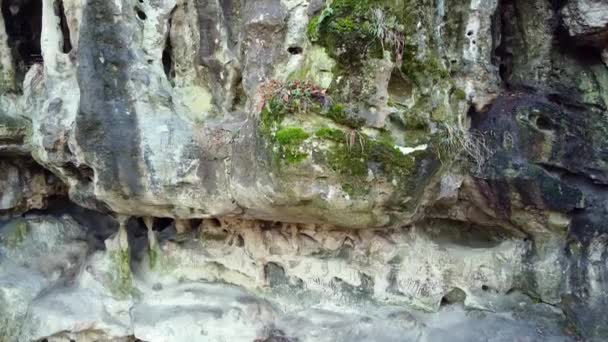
[562,0,608,45]
[0,0,607,340]
[0,158,66,218]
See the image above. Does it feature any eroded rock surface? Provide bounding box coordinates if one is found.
[0,0,607,340]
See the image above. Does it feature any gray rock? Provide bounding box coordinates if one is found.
[562,0,608,43]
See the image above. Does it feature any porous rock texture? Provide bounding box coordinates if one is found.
[0,0,607,341]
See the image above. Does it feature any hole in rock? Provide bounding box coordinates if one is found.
[264,262,289,287]
[230,234,244,247]
[206,218,222,228]
[1,0,43,88]
[153,217,174,231]
[135,8,147,20]
[441,287,467,306]
[466,30,473,36]
[189,218,202,230]
[482,285,490,291]
[287,46,303,55]
[130,217,149,238]
[535,115,554,131]
[54,0,72,53]
[388,71,412,104]
[261,221,283,231]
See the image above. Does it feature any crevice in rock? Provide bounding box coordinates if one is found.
[53,0,72,53]
[162,16,174,82]
[492,0,514,86]
[1,0,43,90]
[536,162,608,190]
[506,288,562,309]
[61,161,94,184]
[421,218,516,249]
[231,73,246,111]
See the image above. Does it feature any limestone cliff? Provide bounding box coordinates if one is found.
[0,0,607,341]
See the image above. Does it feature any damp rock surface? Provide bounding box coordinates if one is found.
[0,0,607,341]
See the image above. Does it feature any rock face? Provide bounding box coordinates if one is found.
[0,0,607,341]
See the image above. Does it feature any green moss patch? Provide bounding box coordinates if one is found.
[315,127,345,142]
[314,126,419,196]
[109,249,133,299]
[1,220,28,248]
[276,127,310,145]
[276,127,311,165]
